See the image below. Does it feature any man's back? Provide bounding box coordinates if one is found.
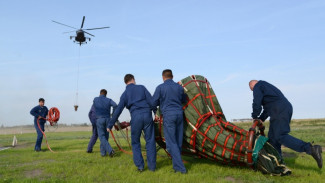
[254,81,289,106]
[252,80,290,119]
[152,70,187,173]
[122,84,153,114]
[153,79,185,115]
[93,95,116,118]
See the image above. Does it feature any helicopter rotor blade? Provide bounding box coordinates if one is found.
[84,31,95,37]
[52,20,77,29]
[81,16,85,29]
[62,31,76,34]
[84,26,110,31]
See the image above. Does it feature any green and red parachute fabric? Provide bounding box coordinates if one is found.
[154,75,291,175]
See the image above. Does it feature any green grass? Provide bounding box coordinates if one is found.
[0,119,324,183]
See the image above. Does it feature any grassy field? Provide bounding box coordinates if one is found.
[0,119,324,183]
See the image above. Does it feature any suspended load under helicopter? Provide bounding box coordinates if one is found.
[74,104,79,111]
[52,16,110,46]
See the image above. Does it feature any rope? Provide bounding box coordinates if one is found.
[47,107,60,126]
[110,122,165,157]
[36,107,60,152]
[109,121,133,155]
[75,46,80,107]
[109,129,133,155]
[116,122,132,149]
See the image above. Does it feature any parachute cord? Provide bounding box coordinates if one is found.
[109,129,133,155]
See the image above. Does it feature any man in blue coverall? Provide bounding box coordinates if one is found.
[108,74,156,172]
[93,89,117,157]
[87,105,98,153]
[250,80,323,168]
[30,98,48,152]
[152,69,187,174]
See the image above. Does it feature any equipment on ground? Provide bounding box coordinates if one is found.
[109,121,132,155]
[12,135,17,147]
[154,75,291,176]
[52,16,110,46]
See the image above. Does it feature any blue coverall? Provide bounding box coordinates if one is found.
[109,84,157,171]
[252,80,311,156]
[152,79,187,173]
[93,95,117,156]
[30,105,48,151]
[87,105,98,152]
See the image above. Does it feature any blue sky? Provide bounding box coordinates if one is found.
[0,0,324,126]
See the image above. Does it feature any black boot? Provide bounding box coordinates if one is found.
[311,145,323,169]
[109,150,115,158]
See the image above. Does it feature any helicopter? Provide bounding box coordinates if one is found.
[52,16,110,46]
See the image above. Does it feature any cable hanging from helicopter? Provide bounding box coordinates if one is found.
[52,16,110,111]
[74,46,80,111]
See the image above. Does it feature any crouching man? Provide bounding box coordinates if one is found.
[249,80,322,169]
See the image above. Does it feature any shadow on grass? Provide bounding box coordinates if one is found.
[172,155,250,175]
[285,153,323,174]
[151,148,251,173]
[282,151,298,159]
[291,162,322,174]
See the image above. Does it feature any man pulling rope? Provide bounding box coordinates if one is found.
[30,98,60,152]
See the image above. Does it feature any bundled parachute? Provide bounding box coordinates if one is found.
[154,75,291,175]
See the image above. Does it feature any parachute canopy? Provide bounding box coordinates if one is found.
[154,75,291,175]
